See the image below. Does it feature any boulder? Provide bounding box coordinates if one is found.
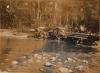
[58,67,72,73]
[45,62,53,67]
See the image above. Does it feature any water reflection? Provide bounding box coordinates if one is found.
[43,40,97,53]
[0,48,11,70]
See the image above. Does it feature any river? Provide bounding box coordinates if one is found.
[0,36,100,73]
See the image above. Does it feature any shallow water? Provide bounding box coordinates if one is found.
[0,36,99,73]
[0,36,46,70]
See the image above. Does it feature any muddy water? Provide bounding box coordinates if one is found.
[0,36,46,70]
[0,36,99,73]
[0,36,97,54]
[0,36,97,57]
[0,36,46,53]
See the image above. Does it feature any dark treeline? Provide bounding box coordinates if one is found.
[0,0,99,33]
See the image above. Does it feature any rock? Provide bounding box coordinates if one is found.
[64,60,68,63]
[40,66,53,73]
[22,55,27,59]
[22,61,27,64]
[43,53,48,57]
[45,62,53,67]
[34,54,42,60]
[57,62,62,65]
[37,60,41,63]
[43,57,46,60]
[50,57,56,62]
[18,55,28,62]
[75,65,84,71]
[56,53,60,56]
[34,54,39,58]
[67,58,76,62]
[82,60,88,64]
[58,67,71,73]
[40,68,44,72]
[74,57,78,61]
[67,58,73,62]
[58,59,62,62]
[72,60,76,63]
[27,59,33,63]
[11,60,19,65]
[69,69,73,73]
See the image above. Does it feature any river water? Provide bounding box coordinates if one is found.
[0,36,99,73]
[0,36,46,70]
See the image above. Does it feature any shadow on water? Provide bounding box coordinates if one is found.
[42,40,97,53]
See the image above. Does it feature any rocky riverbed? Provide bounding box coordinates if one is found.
[0,46,100,73]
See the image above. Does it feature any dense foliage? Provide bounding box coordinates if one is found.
[0,0,99,33]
